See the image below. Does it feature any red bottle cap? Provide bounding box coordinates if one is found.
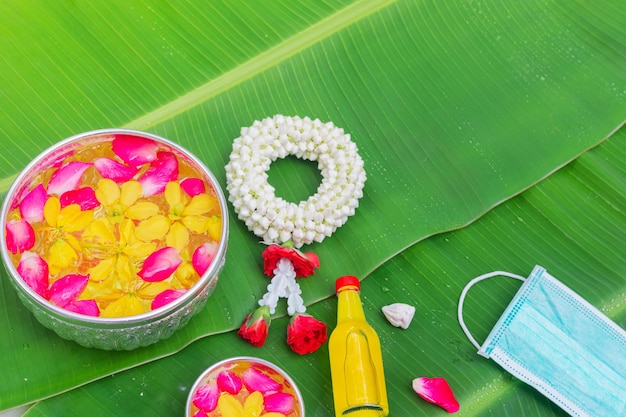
[335,275,360,293]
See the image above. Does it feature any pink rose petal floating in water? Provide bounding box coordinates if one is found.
[47,161,92,196]
[5,219,35,253]
[20,184,48,223]
[181,177,206,197]
[17,252,49,298]
[192,381,219,413]
[241,367,282,395]
[151,289,186,310]
[412,377,460,413]
[111,134,159,168]
[60,187,100,210]
[93,157,139,183]
[216,370,243,395]
[138,151,179,197]
[48,274,89,308]
[192,242,219,276]
[264,392,296,415]
[137,246,182,282]
[64,299,100,317]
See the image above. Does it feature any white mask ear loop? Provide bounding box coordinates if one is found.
[457,271,526,350]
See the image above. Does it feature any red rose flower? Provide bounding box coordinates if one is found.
[238,306,271,347]
[262,245,320,278]
[286,313,328,355]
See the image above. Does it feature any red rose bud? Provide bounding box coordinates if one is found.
[262,244,320,278]
[238,306,271,347]
[286,313,328,355]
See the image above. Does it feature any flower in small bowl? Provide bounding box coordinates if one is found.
[187,357,304,417]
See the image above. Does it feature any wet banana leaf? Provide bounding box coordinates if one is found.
[0,0,624,415]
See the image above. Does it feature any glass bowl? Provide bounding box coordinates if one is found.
[0,128,228,350]
[187,356,305,416]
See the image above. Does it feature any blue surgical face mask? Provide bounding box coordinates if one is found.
[458,265,626,417]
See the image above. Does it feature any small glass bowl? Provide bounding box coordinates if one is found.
[187,356,305,417]
[0,128,229,350]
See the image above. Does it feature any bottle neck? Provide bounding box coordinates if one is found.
[337,287,366,321]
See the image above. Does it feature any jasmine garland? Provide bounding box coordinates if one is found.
[225,115,366,248]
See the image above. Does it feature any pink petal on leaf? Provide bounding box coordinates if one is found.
[138,151,179,197]
[65,299,100,317]
[264,392,296,415]
[6,220,35,253]
[20,184,48,223]
[60,187,100,210]
[49,274,89,308]
[151,289,185,310]
[241,367,281,395]
[111,134,159,168]
[93,157,139,183]
[192,381,219,412]
[412,377,460,413]
[17,252,49,298]
[138,247,182,282]
[47,161,92,196]
[192,242,219,276]
[180,177,206,197]
[216,370,242,395]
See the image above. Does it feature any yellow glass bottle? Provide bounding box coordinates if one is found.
[329,276,389,417]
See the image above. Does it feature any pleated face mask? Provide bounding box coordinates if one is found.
[457,265,626,417]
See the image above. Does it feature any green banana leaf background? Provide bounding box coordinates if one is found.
[0,0,624,416]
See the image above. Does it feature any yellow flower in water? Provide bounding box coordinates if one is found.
[217,391,285,417]
[42,197,94,274]
[95,179,159,224]
[80,218,163,317]
[99,281,172,318]
[135,181,218,251]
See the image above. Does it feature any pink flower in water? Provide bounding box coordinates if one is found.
[112,134,159,168]
[192,380,219,413]
[16,252,49,298]
[20,184,48,223]
[264,392,296,415]
[48,274,89,308]
[138,151,179,197]
[180,177,206,197]
[64,299,100,317]
[47,161,92,196]
[412,377,460,413]
[241,366,281,395]
[5,219,35,253]
[138,246,182,282]
[93,157,139,183]
[151,289,185,310]
[217,370,242,395]
[60,187,100,210]
[192,242,219,276]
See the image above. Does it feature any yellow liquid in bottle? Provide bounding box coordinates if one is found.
[329,276,388,417]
